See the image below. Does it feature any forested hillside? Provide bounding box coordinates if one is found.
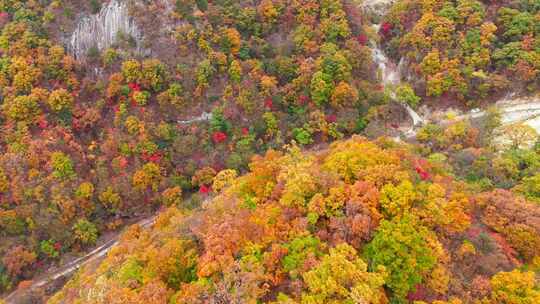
[0,0,539,303]
[0,0,383,295]
[49,136,540,303]
[381,0,540,106]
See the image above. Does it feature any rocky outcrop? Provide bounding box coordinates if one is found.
[67,0,143,59]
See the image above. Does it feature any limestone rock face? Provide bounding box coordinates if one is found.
[67,0,143,59]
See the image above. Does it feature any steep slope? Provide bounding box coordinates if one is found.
[380,0,540,107]
[0,0,388,295]
[49,136,540,303]
[1,0,540,302]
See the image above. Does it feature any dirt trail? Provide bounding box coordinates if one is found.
[2,216,156,304]
[358,0,540,137]
[1,106,213,304]
[437,97,540,130]
[177,111,213,124]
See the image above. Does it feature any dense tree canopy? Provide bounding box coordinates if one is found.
[381,0,540,105]
[0,0,384,294]
[0,0,539,302]
[49,136,540,303]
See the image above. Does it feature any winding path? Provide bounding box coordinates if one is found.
[177,111,213,124]
[401,97,540,140]
[1,107,213,303]
[413,93,539,131]
[452,98,540,129]
[2,216,156,304]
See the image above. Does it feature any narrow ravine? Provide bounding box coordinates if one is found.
[2,109,215,303]
[361,0,540,139]
[361,0,426,137]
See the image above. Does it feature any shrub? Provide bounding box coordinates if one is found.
[75,182,94,200]
[195,0,208,11]
[514,173,540,203]
[121,59,142,83]
[86,46,100,61]
[102,48,119,66]
[220,28,241,55]
[0,169,9,193]
[331,81,358,108]
[47,89,74,112]
[196,59,215,87]
[124,115,141,134]
[162,186,183,207]
[282,235,324,279]
[3,95,41,122]
[210,109,231,133]
[364,215,438,300]
[50,151,76,180]
[228,60,242,83]
[2,246,36,277]
[483,270,540,303]
[40,239,60,258]
[0,210,25,236]
[0,265,9,292]
[292,127,313,145]
[132,90,150,106]
[72,219,98,246]
[117,258,143,286]
[141,59,168,92]
[146,239,198,288]
[212,169,237,192]
[191,167,217,187]
[157,83,184,109]
[302,243,387,303]
[379,180,416,218]
[132,162,162,192]
[395,84,421,108]
[212,131,227,144]
[89,0,102,14]
[310,71,333,106]
[99,186,122,212]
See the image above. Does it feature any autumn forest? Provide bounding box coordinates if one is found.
[0,0,539,303]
